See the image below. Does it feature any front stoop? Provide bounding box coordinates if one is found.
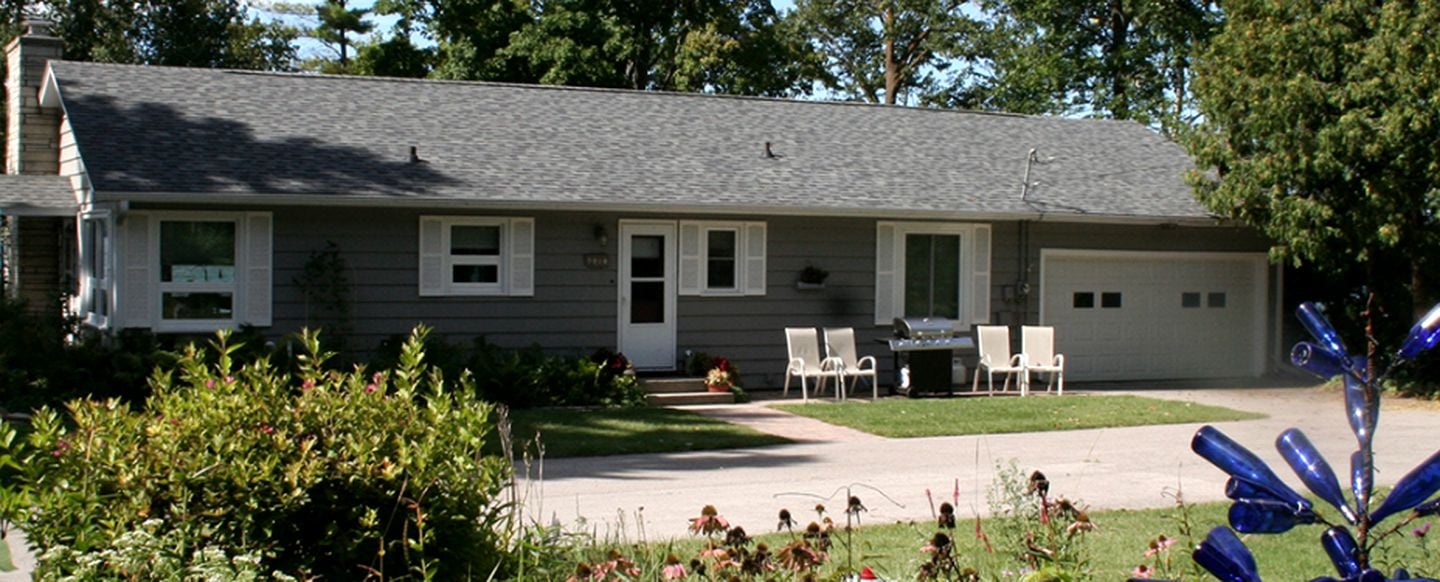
[642,377,735,406]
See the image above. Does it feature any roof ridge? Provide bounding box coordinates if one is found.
[50,59,1080,123]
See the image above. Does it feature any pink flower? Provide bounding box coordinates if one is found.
[1415,523,1432,538]
[300,379,315,391]
[1145,535,1176,557]
[1132,564,1153,578]
[365,383,378,394]
[661,559,687,580]
[205,379,216,389]
[259,424,275,435]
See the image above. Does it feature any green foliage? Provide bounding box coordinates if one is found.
[34,519,293,581]
[354,34,433,78]
[376,0,537,82]
[791,0,978,105]
[1187,1,1440,313]
[46,0,298,70]
[2,326,514,579]
[294,241,352,352]
[0,298,169,412]
[373,335,645,408]
[961,0,1218,129]
[315,0,374,68]
[985,463,1092,578]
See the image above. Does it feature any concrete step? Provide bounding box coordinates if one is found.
[646,391,735,406]
[641,377,709,394]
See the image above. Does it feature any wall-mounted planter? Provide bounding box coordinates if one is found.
[795,281,826,291]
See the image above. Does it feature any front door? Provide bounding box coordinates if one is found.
[619,222,676,370]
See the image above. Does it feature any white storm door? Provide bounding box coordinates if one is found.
[619,222,677,370]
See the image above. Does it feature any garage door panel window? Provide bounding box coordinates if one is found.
[1101,292,1122,308]
[1182,292,1201,308]
[1074,292,1095,309]
[1208,292,1227,308]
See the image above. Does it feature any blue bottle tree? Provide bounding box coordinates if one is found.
[1190,301,1440,582]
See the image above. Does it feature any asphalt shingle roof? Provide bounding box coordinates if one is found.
[0,175,76,215]
[49,61,1214,221]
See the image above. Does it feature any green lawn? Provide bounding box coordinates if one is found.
[772,394,1265,438]
[501,407,792,458]
[624,500,1409,580]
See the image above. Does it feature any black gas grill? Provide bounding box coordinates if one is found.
[889,317,975,396]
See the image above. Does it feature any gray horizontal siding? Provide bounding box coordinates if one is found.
[135,203,1272,390]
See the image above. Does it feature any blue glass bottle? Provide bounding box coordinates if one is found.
[1194,425,1311,508]
[1298,302,1348,357]
[1194,527,1261,582]
[1344,374,1378,449]
[1277,428,1356,523]
[1320,527,1361,579]
[1369,448,1440,525]
[1229,498,1317,533]
[1292,342,1351,379]
[1398,303,1440,360]
[1352,451,1373,517]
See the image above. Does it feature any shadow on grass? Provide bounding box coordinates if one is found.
[494,407,794,463]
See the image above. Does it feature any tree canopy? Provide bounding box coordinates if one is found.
[1187,0,1440,312]
[46,0,297,69]
[961,0,1218,130]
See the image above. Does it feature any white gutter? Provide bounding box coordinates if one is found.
[94,191,1225,227]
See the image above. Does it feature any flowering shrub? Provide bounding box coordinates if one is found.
[1,326,514,580]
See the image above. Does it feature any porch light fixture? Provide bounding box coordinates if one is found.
[593,225,609,247]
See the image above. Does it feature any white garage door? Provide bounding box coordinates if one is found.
[1040,251,1269,382]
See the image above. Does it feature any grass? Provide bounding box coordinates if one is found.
[772,394,1265,438]
[501,407,791,458]
[606,499,1433,580]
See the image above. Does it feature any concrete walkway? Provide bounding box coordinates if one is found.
[522,384,1440,541]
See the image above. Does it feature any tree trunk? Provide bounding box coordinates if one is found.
[882,4,898,105]
[1105,0,1130,118]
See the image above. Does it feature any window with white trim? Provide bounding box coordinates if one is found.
[678,221,766,296]
[116,211,272,333]
[418,216,535,297]
[79,213,112,328]
[874,222,991,325]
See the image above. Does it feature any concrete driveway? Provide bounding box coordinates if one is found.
[522,384,1440,541]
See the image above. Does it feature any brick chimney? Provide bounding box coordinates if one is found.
[5,18,63,175]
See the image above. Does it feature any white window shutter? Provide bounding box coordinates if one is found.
[743,222,766,296]
[971,224,991,324]
[120,213,152,328]
[508,217,535,297]
[418,217,444,296]
[874,222,897,325]
[244,212,273,327]
[678,221,701,296]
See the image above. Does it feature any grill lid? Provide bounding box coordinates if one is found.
[893,317,955,339]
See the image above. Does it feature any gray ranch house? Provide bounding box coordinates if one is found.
[0,24,1278,389]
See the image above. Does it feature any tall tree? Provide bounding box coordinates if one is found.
[1187,0,1440,317]
[790,0,976,105]
[961,0,1218,129]
[375,0,536,82]
[45,0,297,70]
[315,0,373,68]
[503,0,812,95]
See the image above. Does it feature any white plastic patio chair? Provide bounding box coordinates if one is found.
[784,327,845,402]
[972,325,1028,396]
[1022,325,1065,396]
[824,327,878,399]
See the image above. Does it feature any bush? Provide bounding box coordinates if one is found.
[0,298,171,412]
[2,326,515,580]
[373,336,645,409]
